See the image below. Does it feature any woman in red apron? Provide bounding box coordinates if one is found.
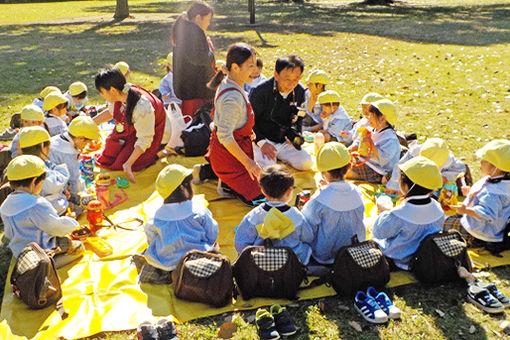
[93,67,165,182]
[207,43,265,206]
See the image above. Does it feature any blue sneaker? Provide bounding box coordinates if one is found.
[270,304,297,336]
[256,309,280,340]
[354,291,388,324]
[367,287,401,319]
[467,284,504,314]
[475,281,510,308]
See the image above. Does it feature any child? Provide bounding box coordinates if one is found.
[244,57,266,93]
[114,61,131,81]
[302,70,329,132]
[65,81,89,119]
[32,86,61,110]
[445,140,510,251]
[302,142,366,267]
[19,126,70,216]
[386,138,466,194]
[49,116,99,202]
[133,164,218,284]
[350,92,384,142]
[0,155,82,268]
[314,90,352,146]
[10,104,46,158]
[234,164,314,265]
[372,156,445,270]
[43,91,69,137]
[346,98,401,184]
[159,52,182,107]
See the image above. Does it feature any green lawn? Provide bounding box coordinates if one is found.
[0,0,510,339]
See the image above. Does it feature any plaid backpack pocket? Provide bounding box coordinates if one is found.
[346,243,384,269]
[184,253,223,278]
[433,234,467,258]
[251,248,289,271]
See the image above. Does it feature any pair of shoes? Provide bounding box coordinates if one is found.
[354,287,401,324]
[467,281,509,314]
[0,128,16,141]
[137,319,177,340]
[256,304,297,339]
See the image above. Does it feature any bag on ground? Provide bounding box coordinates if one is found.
[166,102,192,149]
[177,103,213,157]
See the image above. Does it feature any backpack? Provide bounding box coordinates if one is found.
[410,231,472,284]
[232,240,307,300]
[172,250,234,307]
[10,243,66,316]
[176,103,213,157]
[329,236,390,296]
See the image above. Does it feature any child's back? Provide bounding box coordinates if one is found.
[49,133,84,196]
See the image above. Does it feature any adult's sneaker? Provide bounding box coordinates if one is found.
[256,308,280,340]
[270,304,297,336]
[474,281,510,308]
[367,286,401,319]
[467,284,504,314]
[354,291,388,324]
[156,318,178,340]
[136,321,158,340]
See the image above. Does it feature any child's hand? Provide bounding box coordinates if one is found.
[461,186,471,197]
[384,188,398,195]
[454,204,468,215]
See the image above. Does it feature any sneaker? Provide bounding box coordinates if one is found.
[217,180,235,197]
[137,321,158,340]
[354,291,388,324]
[256,309,280,340]
[192,164,204,185]
[270,304,297,336]
[0,128,16,141]
[367,287,401,319]
[475,281,510,308]
[156,318,178,340]
[467,284,505,314]
[238,194,267,207]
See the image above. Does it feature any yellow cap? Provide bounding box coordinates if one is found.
[476,139,510,172]
[360,92,383,105]
[68,116,100,140]
[317,142,350,172]
[19,126,50,148]
[372,98,397,126]
[419,138,449,168]
[305,70,330,85]
[40,86,61,99]
[166,52,173,64]
[399,156,443,190]
[114,61,130,76]
[6,155,45,181]
[156,164,193,198]
[256,208,295,240]
[68,81,88,96]
[43,92,68,111]
[20,104,44,122]
[318,90,341,104]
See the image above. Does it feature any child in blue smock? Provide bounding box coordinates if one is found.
[10,104,47,158]
[373,156,445,270]
[49,116,99,203]
[302,70,329,132]
[234,164,314,265]
[19,126,70,216]
[0,155,82,268]
[134,164,218,284]
[159,52,182,107]
[44,91,69,137]
[64,81,89,119]
[347,98,401,184]
[445,140,510,251]
[349,92,383,143]
[303,142,365,268]
[314,90,352,145]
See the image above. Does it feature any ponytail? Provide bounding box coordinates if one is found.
[125,88,141,126]
[207,43,256,90]
[207,70,226,90]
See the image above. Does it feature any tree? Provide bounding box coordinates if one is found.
[114,0,129,20]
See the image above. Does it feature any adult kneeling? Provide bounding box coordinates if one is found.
[94,67,165,182]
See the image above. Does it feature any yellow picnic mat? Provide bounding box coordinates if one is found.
[1,143,509,339]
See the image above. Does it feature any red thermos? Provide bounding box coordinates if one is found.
[87,200,104,227]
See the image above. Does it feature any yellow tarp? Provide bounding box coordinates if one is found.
[1,144,509,340]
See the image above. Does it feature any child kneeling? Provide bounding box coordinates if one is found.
[0,155,82,268]
[133,164,219,284]
[234,164,314,266]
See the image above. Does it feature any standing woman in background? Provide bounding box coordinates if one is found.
[171,1,216,117]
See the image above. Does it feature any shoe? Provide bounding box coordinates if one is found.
[238,194,267,207]
[270,304,297,336]
[217,180,235,197]
[256,309,280,340]
[0,128,16,141]
[192,164,204,185]
[474,281,510,308]
[467,284,504,314]
[156,318,178,340]
[137,321,158,340]
[354,291,388,324]
[367,287,401,319]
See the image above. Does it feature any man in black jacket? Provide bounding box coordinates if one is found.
[249,55,313,171]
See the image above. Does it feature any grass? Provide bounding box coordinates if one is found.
[0,0,509,338]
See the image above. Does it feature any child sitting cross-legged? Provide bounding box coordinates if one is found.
[314,90,352,147]
[0,155,83,268]
[133,164,219,284]
[302,142,366,275]
[234,164,314,266]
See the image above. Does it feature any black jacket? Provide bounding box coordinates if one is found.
[172,15,216,100]
[249,77,306,144]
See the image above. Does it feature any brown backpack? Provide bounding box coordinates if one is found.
[232,241,307,300]
[172,250,234,307]
[10,242,66,317]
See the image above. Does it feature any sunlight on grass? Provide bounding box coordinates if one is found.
[97,24,139,35]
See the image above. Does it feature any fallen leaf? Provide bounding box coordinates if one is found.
[435,309,445,317]
[469,325,476,334]
[349,320,362,332]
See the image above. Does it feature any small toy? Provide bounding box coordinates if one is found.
[295,190,311,210]
[438,181,458,210]
[357,127,372,157]
[85,237,113,257]
[108,189,128,209]
[116,176,129,188]
[85,138,102,152]
[374,185,399,204]
[96,173,112,186]
[79,155,95,183]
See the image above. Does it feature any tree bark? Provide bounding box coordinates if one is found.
[114,0,129,19]
[364,0,394,4]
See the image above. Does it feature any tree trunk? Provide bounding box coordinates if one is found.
[114,0,129,19]
[364,0,394,4]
